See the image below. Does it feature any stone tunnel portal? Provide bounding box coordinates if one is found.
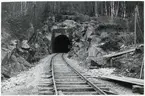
[52,35,71,53]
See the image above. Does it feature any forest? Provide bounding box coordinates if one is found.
[2,2,144,42]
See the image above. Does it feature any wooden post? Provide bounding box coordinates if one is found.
[139,60,144,79]
[110,58,113,67]
[134,6,137,45]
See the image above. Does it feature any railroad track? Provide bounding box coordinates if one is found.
[38,53,117,95]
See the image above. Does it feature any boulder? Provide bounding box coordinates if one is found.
[85,24,95,39]
[21,40,30,49]
[8,40,17,51]
[1,66,11,79]
[1,50,31,79]
[88,44,106,66]
[42,24,48,32]
[99,39,120,51]
[52,20,79,31]
[90,60,102,69]
[10,55,25,72]
[62,20,78,28]
[17,56,32,67]
[90,35,101,43]
[100,32,109,39]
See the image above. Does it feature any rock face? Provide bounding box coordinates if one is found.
[1,39,32,80]
[1,51,31,80]
[68,18,138,71]
[2,15,53,80]
[62,20,78,28]
[87,44,106,67]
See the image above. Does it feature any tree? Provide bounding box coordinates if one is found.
[95,2,98,17]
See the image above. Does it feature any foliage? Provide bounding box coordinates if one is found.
[7,15,30,39]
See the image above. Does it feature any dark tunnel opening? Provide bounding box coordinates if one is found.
[52,35,71,53]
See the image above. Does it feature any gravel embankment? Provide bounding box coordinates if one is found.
[64,54,140,95]
[1,54,54,95]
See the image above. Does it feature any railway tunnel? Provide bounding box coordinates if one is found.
[52,35,71,53]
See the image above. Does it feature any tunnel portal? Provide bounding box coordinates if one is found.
[52,35,71,53]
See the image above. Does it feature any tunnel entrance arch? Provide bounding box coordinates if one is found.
[52,35,71,53]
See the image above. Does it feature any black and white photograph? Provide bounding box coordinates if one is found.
[1,1,144,95]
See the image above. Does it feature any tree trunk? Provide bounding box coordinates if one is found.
[24,2,27,15]
[115,2,119,17]
[105,1,108,16]
[94,2,98,17]
[123,1,126,18]
[21,2,23,15]
[110,2,115,22]
[134,5,137,45]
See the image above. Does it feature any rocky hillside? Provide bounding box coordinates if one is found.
[1,2,144,80]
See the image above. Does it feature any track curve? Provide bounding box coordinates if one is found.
[39,53,117,95]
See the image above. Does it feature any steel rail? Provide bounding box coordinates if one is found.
[62,53,107,95]
[50,53,58,95]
